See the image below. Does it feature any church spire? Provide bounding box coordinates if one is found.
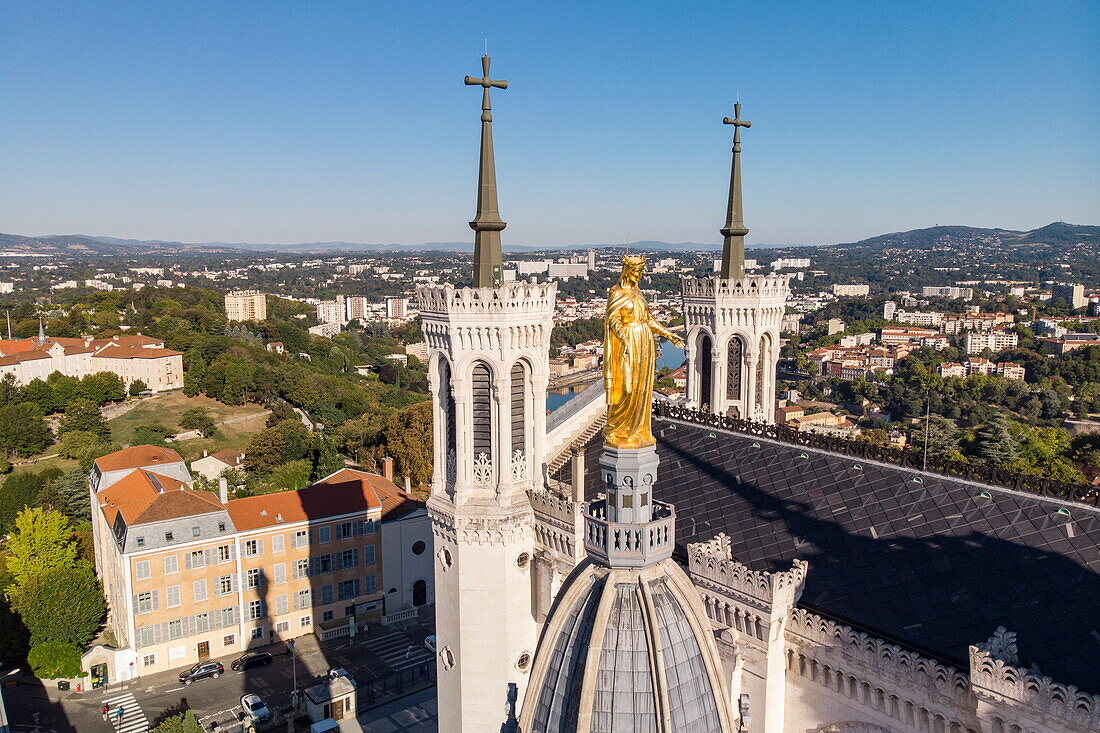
[464,55,508,288]
[719,102,752,279]
[37,316,46,344]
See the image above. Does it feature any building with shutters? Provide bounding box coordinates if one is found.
[84,447,434,681]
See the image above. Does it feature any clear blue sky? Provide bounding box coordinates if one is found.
[1,1,1097,246]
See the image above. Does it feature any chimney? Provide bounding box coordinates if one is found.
[203,449,208,458]
[381,456,394,483]
[218,476,228,504]
[404,475,411,492]
[571,451,585,503]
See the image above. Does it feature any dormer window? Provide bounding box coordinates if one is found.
[165,531,174,541]
[218,522,226,532]
[192,526,201,537]
[136,536,145,548]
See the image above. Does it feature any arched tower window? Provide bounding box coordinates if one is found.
[471,362,493,461]
[510,361,526,454]
[440,358,457,475]
[756,333,770,409]
[726,336,744,406]
[696,332,713,412]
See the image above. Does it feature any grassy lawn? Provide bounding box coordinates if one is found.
[170,412,270,462]
[9,454,78,475]
[109,392,266,446]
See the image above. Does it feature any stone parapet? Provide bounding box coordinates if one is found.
[417,280,557,316]
[969,629,1100,732]
[788,607,971,703]
[681,274,791,302]
[688,533,807,610]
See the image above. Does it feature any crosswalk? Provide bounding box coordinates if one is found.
[369,630,434,673]
[101,691,149,733]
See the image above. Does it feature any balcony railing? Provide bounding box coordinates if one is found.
[584,498,676,568]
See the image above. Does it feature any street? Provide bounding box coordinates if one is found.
[2,613,438,732]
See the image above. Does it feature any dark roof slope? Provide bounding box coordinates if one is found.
[556,417,1100,693]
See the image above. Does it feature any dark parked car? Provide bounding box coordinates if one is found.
[231,652,273,672]
[178,661,224,685]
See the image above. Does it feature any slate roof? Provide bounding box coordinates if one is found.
[556,417,1100,693]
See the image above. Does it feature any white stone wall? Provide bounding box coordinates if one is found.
[418,280,556,733]
[681,274,790,422]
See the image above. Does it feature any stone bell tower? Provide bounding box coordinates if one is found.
[417,55,556,732]
[681,102,789,422]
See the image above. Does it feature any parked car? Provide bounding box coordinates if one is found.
[241,693,271,722]
[424,635,437,653]
[178,661,224,685]
[231,651,273,672]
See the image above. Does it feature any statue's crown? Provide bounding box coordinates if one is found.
[622,255,646,267]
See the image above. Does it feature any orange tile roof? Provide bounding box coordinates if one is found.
[0,340,40,356]
[95,445,184,474]
[97,469,221,525]
[92,344,183,359]
[370,476,426,521]
[226,468,387,531]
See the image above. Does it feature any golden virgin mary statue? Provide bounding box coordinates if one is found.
[603,256,685,449]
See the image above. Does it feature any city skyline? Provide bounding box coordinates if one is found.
[1,1,1097,246]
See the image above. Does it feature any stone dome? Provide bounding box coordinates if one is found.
[521,557,733,733]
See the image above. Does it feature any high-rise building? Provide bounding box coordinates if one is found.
[345,296,370,321]
[384,296,408,319]
[922,285,974,300]
[586,248,596,270]
[883,300,898,320]
[1050,283,1086,309]
[316,297,345,325]
[681,102,789,421]
[224,290,267,322]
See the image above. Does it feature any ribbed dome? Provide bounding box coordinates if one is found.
[521,558,733,733]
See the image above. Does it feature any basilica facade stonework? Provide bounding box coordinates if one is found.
[422,57,1099,733]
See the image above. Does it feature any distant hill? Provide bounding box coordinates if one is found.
[0,222,1094,256]
[0,233,244,256]
[826,222,1100,253]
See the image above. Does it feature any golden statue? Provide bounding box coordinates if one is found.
[603,256,685,449]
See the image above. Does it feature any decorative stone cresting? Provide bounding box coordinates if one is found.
[681,274,791,300]
[417,280,557,315]
[969,630,1099,731]
[688,532,808,606]
[788,607,970,699]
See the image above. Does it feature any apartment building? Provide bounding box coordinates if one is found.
[965,329,1019,353]
[224,290,267,322]
[940,312,1013,334]
[921,286,973,300]
[0,334,183,391]
[1050,283,1086,310]
[384,296,408,320]
[879,327,940,345]
[938,358,1025,380]
[832,284,870,297]
[85,447,428,683]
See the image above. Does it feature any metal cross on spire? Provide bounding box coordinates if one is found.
[464,55,509,287]
[719,102,752,279]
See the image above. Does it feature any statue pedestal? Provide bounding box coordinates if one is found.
[583,444,675,568]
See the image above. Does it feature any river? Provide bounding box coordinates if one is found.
[546,341,685,412]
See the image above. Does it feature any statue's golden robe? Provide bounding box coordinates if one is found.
[603,283,659,449]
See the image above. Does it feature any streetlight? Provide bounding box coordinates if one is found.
[286,639,298,713]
